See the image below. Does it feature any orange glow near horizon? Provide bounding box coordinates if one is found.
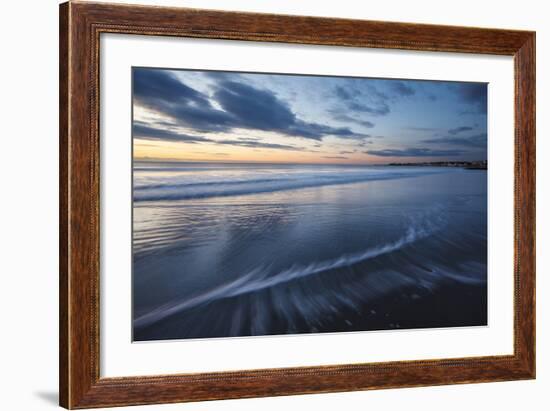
[133,139,395,165]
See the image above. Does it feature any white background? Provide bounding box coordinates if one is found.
[102,34,514,377]
[0,0,547,410]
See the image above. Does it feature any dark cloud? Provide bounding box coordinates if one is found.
[134,69,366,141]
[202,70,244,82]
[292,120,367,140]
[133,123,211,143]
[422,133,487,148]
[323,156,349,159]
[334,86,360,101]
[333,84,390,116]
[133,70,234,132]
[134,122,306,151]
[215,81,367,140]
[368,85,390,101]
[404,126,438,132]
[133,69,209,106]
[330,112,375,129]
[339,150,355,154]
[214,138,303,151]
[452,82,488,114]
[347,100,390,116]
[391,81,415,97]
[367,148,464,157]
[214,81,295,131]
[448,126,474,135]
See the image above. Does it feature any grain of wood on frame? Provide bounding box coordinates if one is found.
[59,1,535,408]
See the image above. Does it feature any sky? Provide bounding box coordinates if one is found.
[132,67,487,164]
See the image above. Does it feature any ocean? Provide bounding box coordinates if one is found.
[132,161,487,341]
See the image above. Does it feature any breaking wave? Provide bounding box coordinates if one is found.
[133,168,447,202]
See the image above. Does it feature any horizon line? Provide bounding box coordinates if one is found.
[133,157,487,166]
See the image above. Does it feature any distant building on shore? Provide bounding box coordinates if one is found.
[388,160,487,170]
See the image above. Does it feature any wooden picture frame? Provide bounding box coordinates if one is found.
[59,1,535,408]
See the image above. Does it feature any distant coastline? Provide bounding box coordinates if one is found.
[388,160,487,170]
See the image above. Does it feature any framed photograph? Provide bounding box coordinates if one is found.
[59,1,535,409]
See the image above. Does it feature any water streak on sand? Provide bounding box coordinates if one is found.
[134,209,447,328]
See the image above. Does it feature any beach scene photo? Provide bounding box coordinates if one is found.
[132,67,488,341]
